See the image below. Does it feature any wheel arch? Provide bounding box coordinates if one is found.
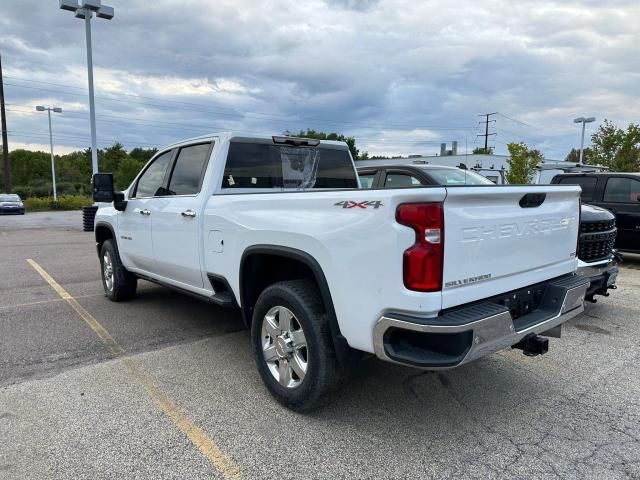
[239,245,354,364]
[95,221,116,256]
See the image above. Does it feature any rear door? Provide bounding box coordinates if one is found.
[441,186,581,308]
[118,150,174,272]
[598,176,640,251]
[151,142,213,288]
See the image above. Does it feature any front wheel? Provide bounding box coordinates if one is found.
[251,280,341,412]
[100,239,137,301]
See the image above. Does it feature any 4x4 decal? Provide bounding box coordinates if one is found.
[334,200,384,209]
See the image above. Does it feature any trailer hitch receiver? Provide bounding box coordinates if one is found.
[512,334,549,356]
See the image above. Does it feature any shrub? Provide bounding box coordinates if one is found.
[24,195,93,212]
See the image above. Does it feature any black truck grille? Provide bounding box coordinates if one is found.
[579,219,616,262]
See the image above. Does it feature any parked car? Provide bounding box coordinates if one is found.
[0,194,25,215]
[91,133,588,411]
[551,172,640,254]
[358,164,618,301]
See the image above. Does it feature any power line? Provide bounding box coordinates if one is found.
[497,112,533,128]
[3,79,476,132]
[4,107,463,148]
[8,130,156,147]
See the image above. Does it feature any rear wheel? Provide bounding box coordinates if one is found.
[100,239,137,301]
[251,280,340,411]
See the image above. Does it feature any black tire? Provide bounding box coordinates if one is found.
[251,279,340,412]
[100,239,137,301]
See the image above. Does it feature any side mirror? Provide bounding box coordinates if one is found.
[92,173,114,203]
[113,191,127,212]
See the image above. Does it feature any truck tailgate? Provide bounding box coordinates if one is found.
[441,185,581,309]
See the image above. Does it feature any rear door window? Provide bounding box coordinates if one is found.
[603,177,640,203]
[556,176,598,201]
[384,173,423,188]
[221,142,358,190]
[358,173,376,188]
[167,143,211,195]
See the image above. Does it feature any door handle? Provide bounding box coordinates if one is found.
[181,209,197,218]
[139,209,151,216]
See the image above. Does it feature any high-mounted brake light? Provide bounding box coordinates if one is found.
[272,135,320,147]
[396,203,444,292]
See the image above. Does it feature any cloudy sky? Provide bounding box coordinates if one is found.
[0,0,638,159]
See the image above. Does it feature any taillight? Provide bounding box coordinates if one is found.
[396,203,444,292]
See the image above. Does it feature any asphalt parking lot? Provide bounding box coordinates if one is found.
[1,211,639,479]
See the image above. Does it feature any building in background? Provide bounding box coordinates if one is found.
[359,142,608,184]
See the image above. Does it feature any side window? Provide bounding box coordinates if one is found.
[359,173,376,188]
[604,178,640,203]
[222,142,282,189]
[558,176,598,201]
[167,143,211,195]
[134,151,173,198]
[312,149,358,188]
[384,173,423,188]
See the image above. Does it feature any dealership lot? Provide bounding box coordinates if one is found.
[1,212,639,479]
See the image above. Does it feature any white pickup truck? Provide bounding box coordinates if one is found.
[92,133,589,411]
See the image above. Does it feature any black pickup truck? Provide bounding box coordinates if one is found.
[551,172,639,254]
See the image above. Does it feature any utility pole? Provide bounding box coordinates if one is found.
[0,52,11,193]
[36,106,63,200]
[477,112,497,153]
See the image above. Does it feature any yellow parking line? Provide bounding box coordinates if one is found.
[27,259,123,356]
[26,258,241,479]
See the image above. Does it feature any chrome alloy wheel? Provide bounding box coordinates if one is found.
[261,305,308,388]
[103,252,114,292]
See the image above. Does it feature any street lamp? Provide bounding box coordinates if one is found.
[573,116,596,164]
[36,106,63,201]
[59,0,114,176]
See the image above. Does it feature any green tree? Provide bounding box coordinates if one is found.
[505,142,541,184]
[129,147,158,163]
[101,143,128,173]
[473,146,494,154]
[114,156,145,190]
[565,147,593,164]
[590,119,640,171]
[296,129,361,160]
[5,143,158,198]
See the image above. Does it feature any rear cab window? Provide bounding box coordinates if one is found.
[221,139,358,191]
[556,176,598,201]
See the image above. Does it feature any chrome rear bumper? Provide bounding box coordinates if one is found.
[373,275,589,369]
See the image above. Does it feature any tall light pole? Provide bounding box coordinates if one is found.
[573,116,596,164]
[59,0,114,175]
[36,106,63,201]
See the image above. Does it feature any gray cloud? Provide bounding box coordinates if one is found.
[0,0,638,158]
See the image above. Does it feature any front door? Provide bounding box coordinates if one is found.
[597,176,640,252]
[152,142,212,288]
[117,150,174,272]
